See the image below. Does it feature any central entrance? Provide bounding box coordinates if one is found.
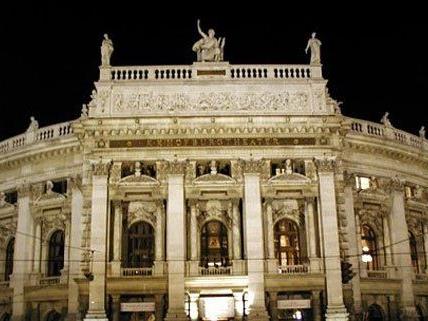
[199,295,235,321]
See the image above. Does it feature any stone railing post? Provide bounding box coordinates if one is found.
[314,157,349,321]
[84,160,111,321]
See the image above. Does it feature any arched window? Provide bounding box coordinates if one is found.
[5,238,14,281]
[45,310,61,321]
[361,225,379,270]
[409,231,419,273]
[0,313,11,321]
[274,219,300,266]
[200,221,229,266]
[48,230,65,277]
[127,221,155,268]
[367,304,384,321]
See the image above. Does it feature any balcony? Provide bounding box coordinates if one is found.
[366,270,387,279]
[278,264,309,275]
[39,276,61,286]
[199,266,232,276]
[121,267,153,277]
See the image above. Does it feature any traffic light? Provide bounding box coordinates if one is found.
[341,260,354,284]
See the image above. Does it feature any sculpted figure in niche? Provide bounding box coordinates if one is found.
[100,34,114,66]
[192,19,225,62]
[46,181,54,194]
[285,159,293,175]
[26,116,39,132]
[305,32,322,65]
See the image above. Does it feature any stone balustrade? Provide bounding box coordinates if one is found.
[0,120,75,155]
[366,270,387,279]
[39,276,61,286]
[347,117,427,150]
[121,267,153,277]
[277,264,309,274]
[107,64,315,82]
[198,266,232,276]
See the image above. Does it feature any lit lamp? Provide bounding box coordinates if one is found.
[361,246,373,263]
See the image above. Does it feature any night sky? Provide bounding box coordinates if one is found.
[0,3,427,140]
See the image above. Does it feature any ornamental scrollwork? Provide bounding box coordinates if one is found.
[197,199,232,229]
[386,176,405,193]
[17,183,31,198]
[270,199,302,225]
[127,201,158,227]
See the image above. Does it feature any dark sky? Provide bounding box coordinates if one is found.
[0,3,427,140]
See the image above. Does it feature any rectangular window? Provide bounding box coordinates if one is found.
[355,176,370,190]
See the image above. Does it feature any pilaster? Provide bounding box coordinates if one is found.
[314,157,349,321]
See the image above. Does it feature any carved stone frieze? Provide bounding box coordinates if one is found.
[270,199,302,225]
[157,160,188,179]
[197,199,232,229]
[109,91,311,115]
[386,176,405,193]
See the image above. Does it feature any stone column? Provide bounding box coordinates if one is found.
[84,160,111,321]
[243,160,269,321]
[111,200,122,276]
[189,293,200,321]
[269,292,278,321]
[355,214,367,278]
[11,184,33,321]
[424,224,428,273]
[154,201,165,275]
[232,291,244,321]
[188,200,199,276]
[68,176,83,321]
[111,295,120,321]
[306,197,320,272]
[343,176,362,319]
[232,199,242,260]
[155,294,164,321]
[388,178,417,320]
[265,199,277,274]
[383,214,394,276]
[61,220,71,282]
[314,157,348,321]
[32,220,42,273]
[165,162,187,321]
[312,290,321,321]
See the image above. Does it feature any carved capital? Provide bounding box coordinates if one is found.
[17,183,31,198]
[314,156,336,173]
[69,175,82,191]
[343,171,356,188]
[387,176,405,193]
[160,160,188,175]
[241,159,267,174]
[92,160,112,176]
[109,162,122,184]
[111,200,122,208]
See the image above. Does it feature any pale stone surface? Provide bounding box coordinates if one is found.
[192,19,225,62]
[305,32,322,65]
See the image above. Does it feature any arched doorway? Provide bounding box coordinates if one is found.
[48,230,65,276]
[4,238,14,281]
[127,221,155,268]
[200,220,229,267]
[45,310,61,321]
[274,219,300,266]
[367,304,384,321]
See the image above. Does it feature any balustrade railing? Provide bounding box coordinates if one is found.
[199,266,232,276]
[121,267,153,277]
[39,276,61,285]
[347,117,426,150]
[109,64,313,82]
[366,270,387,279]
[278,264,309,274]
[0,121,75,155]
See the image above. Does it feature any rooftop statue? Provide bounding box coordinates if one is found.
[26,116,39,132]
[192,19,225,62]
[305,32,322,65]
[100,34,114,67]
[420,126,426,139]
[380,112,392,127]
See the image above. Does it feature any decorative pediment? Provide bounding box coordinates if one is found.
[268,172,311,184]
[120,174,159,185]
[193,173,235,184]
[34,181,67,208]
[127,201,158,227]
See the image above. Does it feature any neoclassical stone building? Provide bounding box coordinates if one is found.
[0,31,428,321]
